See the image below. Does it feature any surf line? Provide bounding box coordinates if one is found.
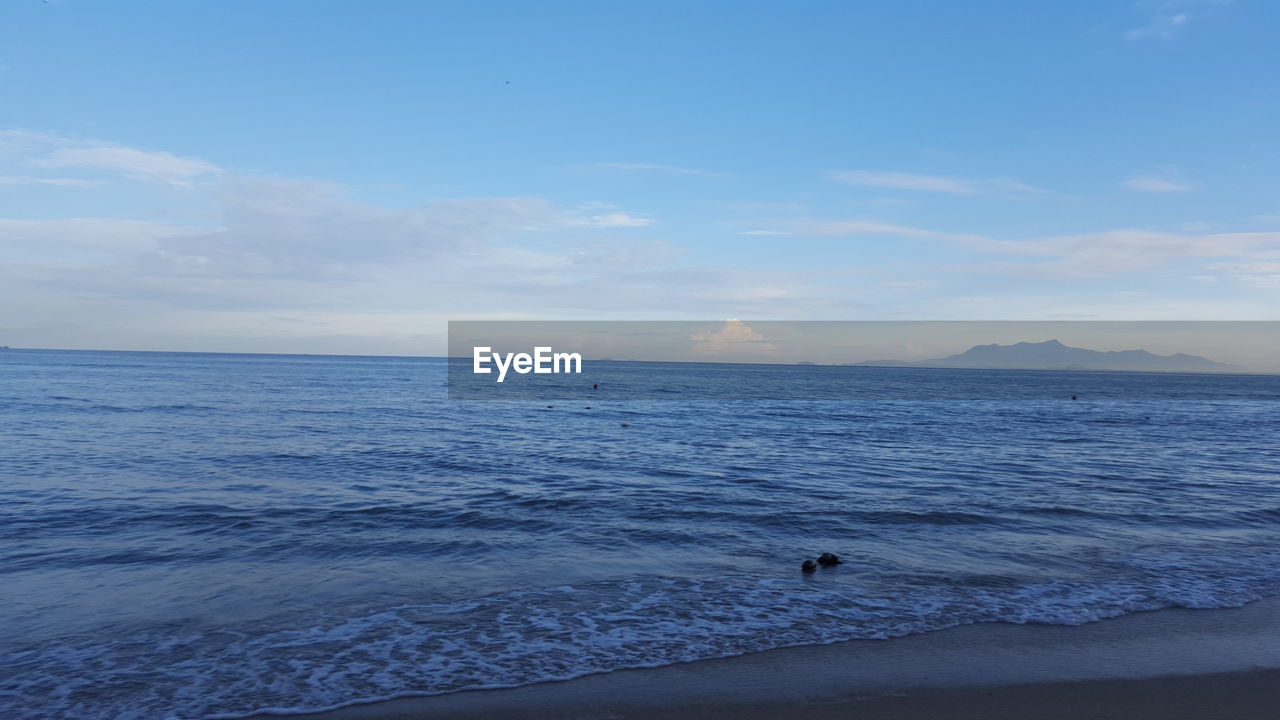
[473,346,583,383]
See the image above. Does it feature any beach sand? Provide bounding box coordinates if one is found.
[250,597,1280,720]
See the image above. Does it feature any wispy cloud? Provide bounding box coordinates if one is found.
[1124,176,1193,192]
[153,179,555,278]
[0,175,101,187]
[573,212,654,227]
[33,146,220,186]
[973,229,1280,276]
[0,217,202,257]
[2,128,221,187]
[1124,167,1194,192]
[1207,261,1280,274]
[562,203,655,227]
[829,170,1041,195]
[1126,0,1231,41]
[777,215,1280,279]
[593,162,733,179]
[738,230,792,236]
[794,219,973,240]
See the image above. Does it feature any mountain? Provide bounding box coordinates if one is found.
[851,339,1236,373]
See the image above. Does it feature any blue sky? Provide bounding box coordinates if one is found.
[1,0,1278,354]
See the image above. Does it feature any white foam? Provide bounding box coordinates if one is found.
[3,553,1279,720]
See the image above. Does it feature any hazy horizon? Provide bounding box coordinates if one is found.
[11,320,1280,373]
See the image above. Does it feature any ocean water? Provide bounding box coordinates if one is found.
[2,349,1279,719]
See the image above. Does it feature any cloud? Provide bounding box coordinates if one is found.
[1232,274,1280,288]
[799,219,953,238]
[777,216,1280,279]
[6,128,1276,352]
[561,202,655,227]
[566,212,655,227]
[0,175,101,187]
[33,146,220,186]
[690,318,782,357]
[0,167,843,346]
[783,218,987,243]
[1124,169,1194,192]
[829,170,1041,195]
[2,128,221,187]
[0,218,203,268]
[157,178,554,278]
[1204,259,1280,287]
[1126,0,1230,41]
[1207,262,1280,274]
[973,229,1280,276]
[0,129,69,154]
[592,162,733,179]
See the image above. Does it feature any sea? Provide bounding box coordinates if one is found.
[2,348,1279,720]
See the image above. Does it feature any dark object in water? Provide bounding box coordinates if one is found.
[620,423,630,427]
[801,559,817,573]
[817,552,841,567]
[1071,395,1077,400]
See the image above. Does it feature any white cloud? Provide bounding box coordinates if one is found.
[690,318,782,357]
[0,129,69,155]
[569,212,655,227]
[157,178,554,277]
[5,128,1275,352]
[560,202,655,227]
[972,229,1280,276]
[1234,274,1280,288]
[0,170,848,353]
[593,162,733,179]
[800,219,952,238]
[0,175,101,187]
[33,146,220,185]
[2,128,221,187]
[829,170,1041,195]
[1203,258,1280,288]
[1206,262,1280,274]
[0,217,201,258]
[1126,0,1230,41]
[781,216,1280,278]
[1124,172,1194,192]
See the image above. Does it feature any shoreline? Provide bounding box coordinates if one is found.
[245,596,1280,720]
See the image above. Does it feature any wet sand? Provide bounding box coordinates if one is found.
[248,597,1280,720]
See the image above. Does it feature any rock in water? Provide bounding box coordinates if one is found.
[801,559,818,573]
[817,552,841,567]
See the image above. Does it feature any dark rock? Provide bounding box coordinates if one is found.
[801,559,817,573]
[817,552,841,567]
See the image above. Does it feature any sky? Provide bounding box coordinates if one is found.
[1,0,1278,355]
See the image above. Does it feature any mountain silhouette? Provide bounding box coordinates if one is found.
[853,339,1235,373]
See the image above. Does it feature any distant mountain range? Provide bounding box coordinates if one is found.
[850,339,1237,373]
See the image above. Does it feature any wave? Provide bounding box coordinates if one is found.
[4,552,1278,720]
